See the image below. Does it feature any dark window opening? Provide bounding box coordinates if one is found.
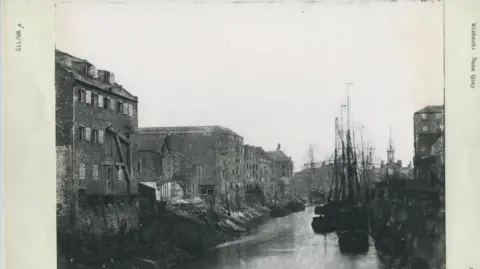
[104,96,109,109]
[78,190,87,208]
[105,165,113,180]
[92,93,98,106]
[117,102,123,114]
[137,159,142,172]
[92,129,98,143]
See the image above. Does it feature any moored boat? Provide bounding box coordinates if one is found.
[336,204,369,232]
[338,230,370,254]
[314,200,344,216]
[310,89,376,242]
[269,205,292,218]
[286,201,305,213]
[311,215,335,234]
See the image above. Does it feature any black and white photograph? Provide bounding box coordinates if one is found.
[54,1,445,268]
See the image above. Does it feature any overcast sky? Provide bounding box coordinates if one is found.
[56,0,443,171]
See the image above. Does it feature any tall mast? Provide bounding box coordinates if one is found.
[331,117,339,201]
[345,82,355,203]
[346,128,354,203]
[340,105,346,142]
[360,126,366,192]
[352,127,360,201]
[347,82,353,131]
[340,130,347,202]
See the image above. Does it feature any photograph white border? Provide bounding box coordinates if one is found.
[3,0,479,268]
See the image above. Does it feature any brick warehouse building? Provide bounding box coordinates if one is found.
[136,135,203,200]
[138,126,245,206]
[413,105,444,187]
[255,146,275,202]
[55,50,141,242]
[266,143,294,180]
[243,145,259,185]
[266,144,295,201]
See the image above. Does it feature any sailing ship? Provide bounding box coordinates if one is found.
[286,176,306,213]
[335,88,370,254]
[311,84,372,253]
[269,183,293,218]
[311,117,344,234]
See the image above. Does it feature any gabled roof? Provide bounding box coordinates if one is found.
[139,126,240,137]
[266,150,290,162]
[55,49,138,102]
[415,105,444,114]
[137,134,197,164]
[137,133,168,154]
[255,147,266,154]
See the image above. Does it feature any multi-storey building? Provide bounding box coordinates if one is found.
[413,105,444,186]
[137,136,202,200]
[266,144,294,201]
[267,143,294,180]
[255,147,273,183]
[138,126,244,200]
[55,50,139,235]
[243,144,259,185]
[255,147,275,202]
[414,105,444,158]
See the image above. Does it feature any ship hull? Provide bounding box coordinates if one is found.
[338,230,370,254]
[269,206,292,218]
[311,215,336,234]
[286,202,306,213]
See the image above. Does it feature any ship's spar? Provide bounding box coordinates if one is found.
[312,83,373,251]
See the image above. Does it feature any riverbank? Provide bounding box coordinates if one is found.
[369,194,445,269]
[59,201,271,269]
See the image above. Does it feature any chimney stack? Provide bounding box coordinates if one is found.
[277,143,281,151]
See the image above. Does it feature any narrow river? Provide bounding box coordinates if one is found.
[176,206,385,269]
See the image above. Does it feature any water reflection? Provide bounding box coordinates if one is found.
[176,207,382,269]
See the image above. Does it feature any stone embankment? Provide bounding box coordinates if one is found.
[369,197,445,269]
[60,199,271,269]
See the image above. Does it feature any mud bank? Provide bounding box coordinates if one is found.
[60,205,271,269]
[165,205,271,254]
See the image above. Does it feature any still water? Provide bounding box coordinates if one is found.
[176,206,384,269]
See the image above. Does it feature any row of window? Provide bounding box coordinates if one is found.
[78,126,105,143]
[420,113,443,120]
[221,169,241,176]
[228,182,245,189]
[418,124,444,133]
[200,188,215,195]
[76,87,135,117]
[78,163,126,181]
[245,164,259,170]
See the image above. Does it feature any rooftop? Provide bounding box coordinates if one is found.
[255,147,266,153]
[415,105,444,114]
[55,49,138,102]
[139,126,241,137]
[266,150,290,162]
[137,134,168,152]
[137,135,197,164]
